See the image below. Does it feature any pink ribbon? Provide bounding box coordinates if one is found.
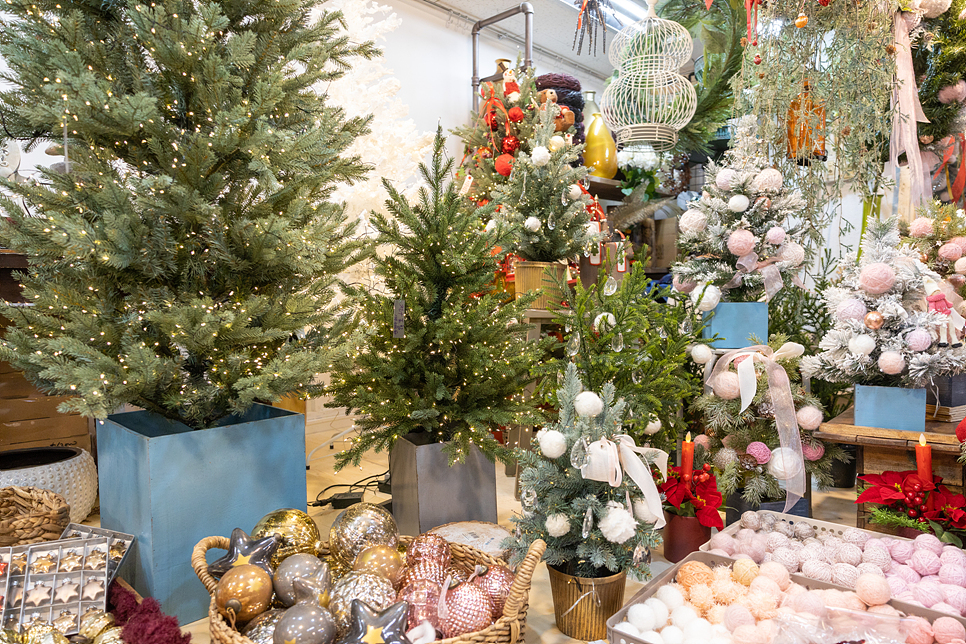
[721,254,785,301]
[890,13,931,206]
[708,343,807,513]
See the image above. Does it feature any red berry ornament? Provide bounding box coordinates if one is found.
[908,509,919,518]
[754,54,762,65]
[818,0,830,6]
[502,136,520,154]
[508,107,525,123]
[495,154,514,177]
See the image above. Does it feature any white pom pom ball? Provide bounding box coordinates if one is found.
[627,604,657,634]
[655,585,685,611]
[848,334,876,356]
[768,447,803,480]
[727,229,757,256]
[644,597,670,628]
[568,184,583,200]
[599,503,637,543]
[594,312,616,332]
[574,391,604,417]
[644,418,662,435]
[484,219,498,233]
[878,351,906,375]
[545,513,570,537]
[524,216,541,232]
[531,146,551,166]
[713,372,741,399]
[780,242,806,266]
[836,298,868,322]
[548,135,566,152]
[752,168,784,192]
[691,284,721,312]
[796,406,823,430]
[716,168,737,190]
[633,499,660,524]
[613,622,641,639]
[955,257,966,274]
[670,606,698,627]
[639,632,664,644]
[691,344,713,364]
[728,195,751,213]
[538,429,567,459]
[858,263,897,294]
[907,328,933,352]
[661,626,684,644]
[679,209,708,234]
[765,227,786,245]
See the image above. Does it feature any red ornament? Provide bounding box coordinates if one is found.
[398,579,442,630]
[956,416,966,443]
[438,582,493,638]
[508,107,525,123]
[495,154,514,177]
[754,54,762,65]
[501,136,520,154]
[752,39,758,46]
[483,111,499,131]
[818,0,830,6]
[470,565,515,619]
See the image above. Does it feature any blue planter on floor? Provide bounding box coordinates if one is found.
[97,403,306,624]
[854,384,926,432]
[702,302,769,349]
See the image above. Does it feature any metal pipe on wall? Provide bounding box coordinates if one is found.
[471,3,533,111]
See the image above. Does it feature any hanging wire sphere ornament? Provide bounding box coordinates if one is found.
[600,0,697,151]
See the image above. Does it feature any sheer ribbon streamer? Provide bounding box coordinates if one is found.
[580,435,669,529]
[889,14,931,207]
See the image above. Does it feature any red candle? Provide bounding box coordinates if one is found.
[916,433,932,483]
[682,432,694,483]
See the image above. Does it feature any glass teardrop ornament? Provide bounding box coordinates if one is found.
[659,327,668,339]
[603,276,618,296]
[611,332,624,352]
[682,318,693,333]
[631,370,641,384]
[547,214,556,230]
[570,435,590,469]
[566,333,580,356]
[633,543,650,565]
[582,506,594,538]
[521,487,537,508]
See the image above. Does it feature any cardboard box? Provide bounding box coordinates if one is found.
[1,432,91,454]
[0,372,41,399]
[650,217,678,268]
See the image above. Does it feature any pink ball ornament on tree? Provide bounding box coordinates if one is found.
[907,328,934,352]
[672,275,697,294]
[727,229,757,256]
[713,372,741,399]
[858,262,897,294]
[796,406,824,430]
[780,242,806,266]
[802,441,825,461]
[751,168,784,193]
[951,236,966,252]
[939,243,963,261]
[679,209,708,234]
[746,441,772,464]
[764,227,786,245]
[716,168,738,191]
[878,351,906,375]
[909,217,936,237]
[836,298,868,321]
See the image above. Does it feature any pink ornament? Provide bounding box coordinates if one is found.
[716,168,738,191]
[713,372,741,399]
[917,533,946,556]
[746,441,772,464]
[802,441,825,461]
[939,564,966,587]
[398,579,442,630]
[934,616,966,643]
[727,229,757,256]
[764,227,786,245]
[956,257,966,274]
[789,591,826,617]
[941,243,964,261]
[855,572,892,606]
[912,550,943,576]
[907,328,934,352]
[750,576,782,598]
[709,532,737,555]
[932,602,960,616]
[914,580,947,607]
[887,575,908,596]
[938,80,966,105]
[759,561,791,590]
[941,584,966,614]
[471,565,514,619]
[903,615,935,644]
[879,351,906,375]
[694,434,711,449]
[859,262,897,294]
[941,547,966,568]
[836,298,868,321]
[672,275,697,294]
[438,581,493,638]
[752,168,784,193]
[796,406,824,431]
[723,604,755,632]
[951,237,966,252]
[894,563,922,583]
[910,217,936,238]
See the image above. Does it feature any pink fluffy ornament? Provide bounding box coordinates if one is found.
[907,328,934,352]
[836,298,868,321]
[855,572,892,606]
[952,237,966,252]
[727,229,757,256]
[802,441,825,461]
[938,80,966,104]
[694,434,711,450]
[913,550,943,576]
[713,372,741,399]
[790,591,826,617]
[932,602,960,616]
[894,563,922,583]
[879,351,906,375]
[709,532,737,555]
[716,168,738,191]
[723,604,755,632]
[672,275,697,294]
[905,615,935,644]
[859,262,897,294]
[750,576,782,599]
[934,617,966,644]
[910,217,936,238]
[758,561,790,590]
[939,565,966,587]
[752,168,784,193]
[746,591,779,620]
[914,580,946,607]
[731,624,767,644]
[795,406,823,431]
[833,563,860,588]
[764,226,786,245]
[679,209,708,234]
[940,243,964,261]
[780,241,806,266]
[916,534,946,556]
[941,548,966,568]
[745,441,772,464]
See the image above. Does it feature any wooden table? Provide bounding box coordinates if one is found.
[816,408,965,528]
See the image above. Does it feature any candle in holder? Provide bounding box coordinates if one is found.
[682,432,694,483]
[916,433,933,509]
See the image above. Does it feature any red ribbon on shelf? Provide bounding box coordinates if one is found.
[479,82,510,150]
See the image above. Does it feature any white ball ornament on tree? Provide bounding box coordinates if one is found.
[836,298,868,322]
[779,242,806,266]
[713,372,741,400]
[955,257,966,274]
[768,447,804,480]
[574,391,604,417]
[568,184,583,201]
[548,135,566,152]
[691,344,713,364]
[728,194,751,213]
[599,502,637,544]
[545,514,571,537]
[921,0,952,18]
[690,284,721,312]
[727,229,757,256]
[644,418,662,435]
[524,216,541,232]
[484,219,498,233]
[679,209,708,234]
[878,351,906,375]
[796,406,823,431]
[594,312,617,332]
[531,146,551,167]
[751,168,784,193]
[765,227,786,245]
[848,335,876,356]
[633,499,660,525]
[716,168,737,190]
[906,328,933,352]
[537,429,567,459]
[858,263,897,294]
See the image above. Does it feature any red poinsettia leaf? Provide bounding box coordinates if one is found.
[696,504,724,529]
[856,487,891,505]
[904,473,937,492]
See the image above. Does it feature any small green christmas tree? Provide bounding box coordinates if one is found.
[505,362,661,579]
[493,106,599,263]
[0,0,375,428]
[327,129,547,467]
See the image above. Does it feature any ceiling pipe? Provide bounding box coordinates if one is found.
[472,3,534,111]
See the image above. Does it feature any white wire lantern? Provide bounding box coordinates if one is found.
[600,0,697,152]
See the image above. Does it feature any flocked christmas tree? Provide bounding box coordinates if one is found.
[327,130,547,467]
[802,217,966,388]
[505,362,662,579]
[0,0,375,428]
[671,116,810,306]
[901,202,966,299]
[695,337,847,505]
[493,105,599,263]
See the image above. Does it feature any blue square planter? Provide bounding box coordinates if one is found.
[854,384,926,432]
[702,302,769,349]
[97,403,306,624]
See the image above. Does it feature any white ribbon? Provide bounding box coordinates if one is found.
[580,435,669,529]
[889,13,931,207]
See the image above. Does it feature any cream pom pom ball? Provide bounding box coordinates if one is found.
[548,135,567,152]
[727,229,757,256]
[752,168,784,193]
[855,573,892,605]
[524,216,541,232]
[780,241,806,266]
[545,513,571,537]
[679,209,708,234]
[713,372,741,400]
[574,391,604,417]
[568,184,583,200]
[764,226,786,245]
[836,298,868,322]
[939,242,963,261]
[530,146,551,167]
[796,406,824,430]
[858,262,897,294]
[955,257,966,274]
[599,502,637,543]
[728,195,751,213]
[627,604,657,634]
[537,429,567,458]
[878,351,906,375]
[691,284,721,312]
[768,447,803,480]
[716,168,738,190]
[848,334,876,356]
[691,344,713,364]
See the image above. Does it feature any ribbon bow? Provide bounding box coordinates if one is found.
[708,343,806,513]
[889,13,931,208]
[722,253,786,301]
[581,435,668,529]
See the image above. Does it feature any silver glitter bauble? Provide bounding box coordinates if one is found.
[243,609,285,644]
[329,503,398,569]
[327,572,396,636]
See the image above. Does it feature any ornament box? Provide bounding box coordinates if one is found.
[854,384,926,432]
[96,403,306,624]
[925,373,966,408]
[701,302,768,349]
[389,432,498,535]
[722,488,810,527]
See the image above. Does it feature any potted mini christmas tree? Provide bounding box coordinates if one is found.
[802,217,966,431]
[671,115,811,348]
[327,130,546,534]
[0,0,375,621]
[505,362,663,641]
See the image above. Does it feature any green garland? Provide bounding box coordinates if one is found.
[914,0,966,144]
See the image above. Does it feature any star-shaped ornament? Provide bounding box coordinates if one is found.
[291,572,332,608]
[52,611,77,634]
[25,584,51,607]
[59,552,82,573]
[108,543,127,562]
[10,554,26,575]
[340,600,412,644]
[81,580,103,601]
[84,550,107,571]
[31,554,56,574]
[54,581,80,604]
[207,528,280,579]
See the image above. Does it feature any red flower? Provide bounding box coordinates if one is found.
[659,466,724,530]
[856,470,938,505]
[925,485,966,529]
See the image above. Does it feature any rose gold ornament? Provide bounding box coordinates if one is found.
[438,582,493,638]
[398,559,447,588]
[406,534,451,568]
[949,274,966,288]
[446,565,470,584]
[397,579,442,630]
[469,565,515,619]
[864,311,885,330]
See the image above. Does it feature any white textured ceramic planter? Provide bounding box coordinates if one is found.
[0,446,97,522]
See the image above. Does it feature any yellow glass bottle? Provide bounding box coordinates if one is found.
[584,112,618,179]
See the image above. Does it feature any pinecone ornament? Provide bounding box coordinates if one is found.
[438,582,493,638]
[470,565,515,619]
[406,534,451,568]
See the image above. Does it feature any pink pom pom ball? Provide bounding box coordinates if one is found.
[894,563,922,583]
[709,532,737,556]
[731,624,766,644]
[940,564,966,587]
[801,560,832,582]
[746,441,772,464]
[950,237,966,252]
[956,257,966,274]
[723,604,755,632]
[672,275,697,294]
[790,591,826,617]
[750,576,782,598]
[802,441,825,461]
[941,547,966,567]
[879,351,906,375]
[887,575,908,596]
[917,534,946,556]
[910,217,936,238]
[716,168,738,191]
[912,549,943,576]
[745,535,768,564]
[892,541,917,564]
[736,528,756,541]
[914,580,946,607]
[859,262,897,294]
[836,298,868,322]
[940,243,964,261]
[764,226,786,245]
[908,327,934,352]
[713,372,741,399]
[938,80,966,105]
[694,434,711,450]
[855,572,892,606]
[904,615,935,644]
[931,602,960,616]
[727,229,757,256]
[934,616,966,644]
[796,406,824,431]
[866,537,891,550]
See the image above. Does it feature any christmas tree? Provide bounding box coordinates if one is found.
[802,217,966,388]
[671,116,810,305]
[327,130,547,468]
[901,202,966,299]
[0,0,375,428]
[493,106,599,263]
[695,337,847,505]
[505,362,662,579]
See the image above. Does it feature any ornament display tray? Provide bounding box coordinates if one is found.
[854,384,926,432]
[606,550,966,644]
[60,523,134,585]
[701,302,768,349]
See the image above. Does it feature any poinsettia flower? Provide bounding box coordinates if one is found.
[856,470,938,505]
[925,485,966,529]
[658,466,724,529]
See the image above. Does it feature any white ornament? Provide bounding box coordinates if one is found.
[545,513,571,537]
[644,418,662,435]
[0,139,22,179]
[633,499,660,524]
[767,447,803,480]
[568,184,583,200]
[531,146,551,167]
[574,391,604,417]
[599,501,637,544]
[679,209,708,234]
[728,194,750,212]
[537,429,567,459]
[955,257,966,274]
[751,168,784,193]
[524,216,541,232]
[594,312,617,332]
[484,219,498,233]
[848,335,876,356]
[690,284,721,312]
[716,168,738,191]
[548,135,566,151]
[780,242,806,266]
[691,344,713,364]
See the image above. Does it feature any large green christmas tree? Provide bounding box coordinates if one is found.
[327,130,547,467]
[0,0,375,428]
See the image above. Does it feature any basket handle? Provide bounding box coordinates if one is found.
[192,535,230,594]
[502,538,546,621]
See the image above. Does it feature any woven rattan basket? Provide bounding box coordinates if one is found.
[0,485,70,546]
[193,534,546,644]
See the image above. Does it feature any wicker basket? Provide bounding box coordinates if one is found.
[0,485,70,546]
[192,534,546,644]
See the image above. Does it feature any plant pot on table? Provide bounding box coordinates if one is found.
[662,513,713,563]
[547,561,626,641]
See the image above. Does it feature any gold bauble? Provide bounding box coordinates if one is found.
[214,564,274,623]
[864,311,885,330]
[92,628,123,644]
[329,503,398,569]
[79,612,114,640]
[583,113,618,180]
[22,622,55,644]
[0,630,22,644]
[251,508,321,567]
[352,545,404,586]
